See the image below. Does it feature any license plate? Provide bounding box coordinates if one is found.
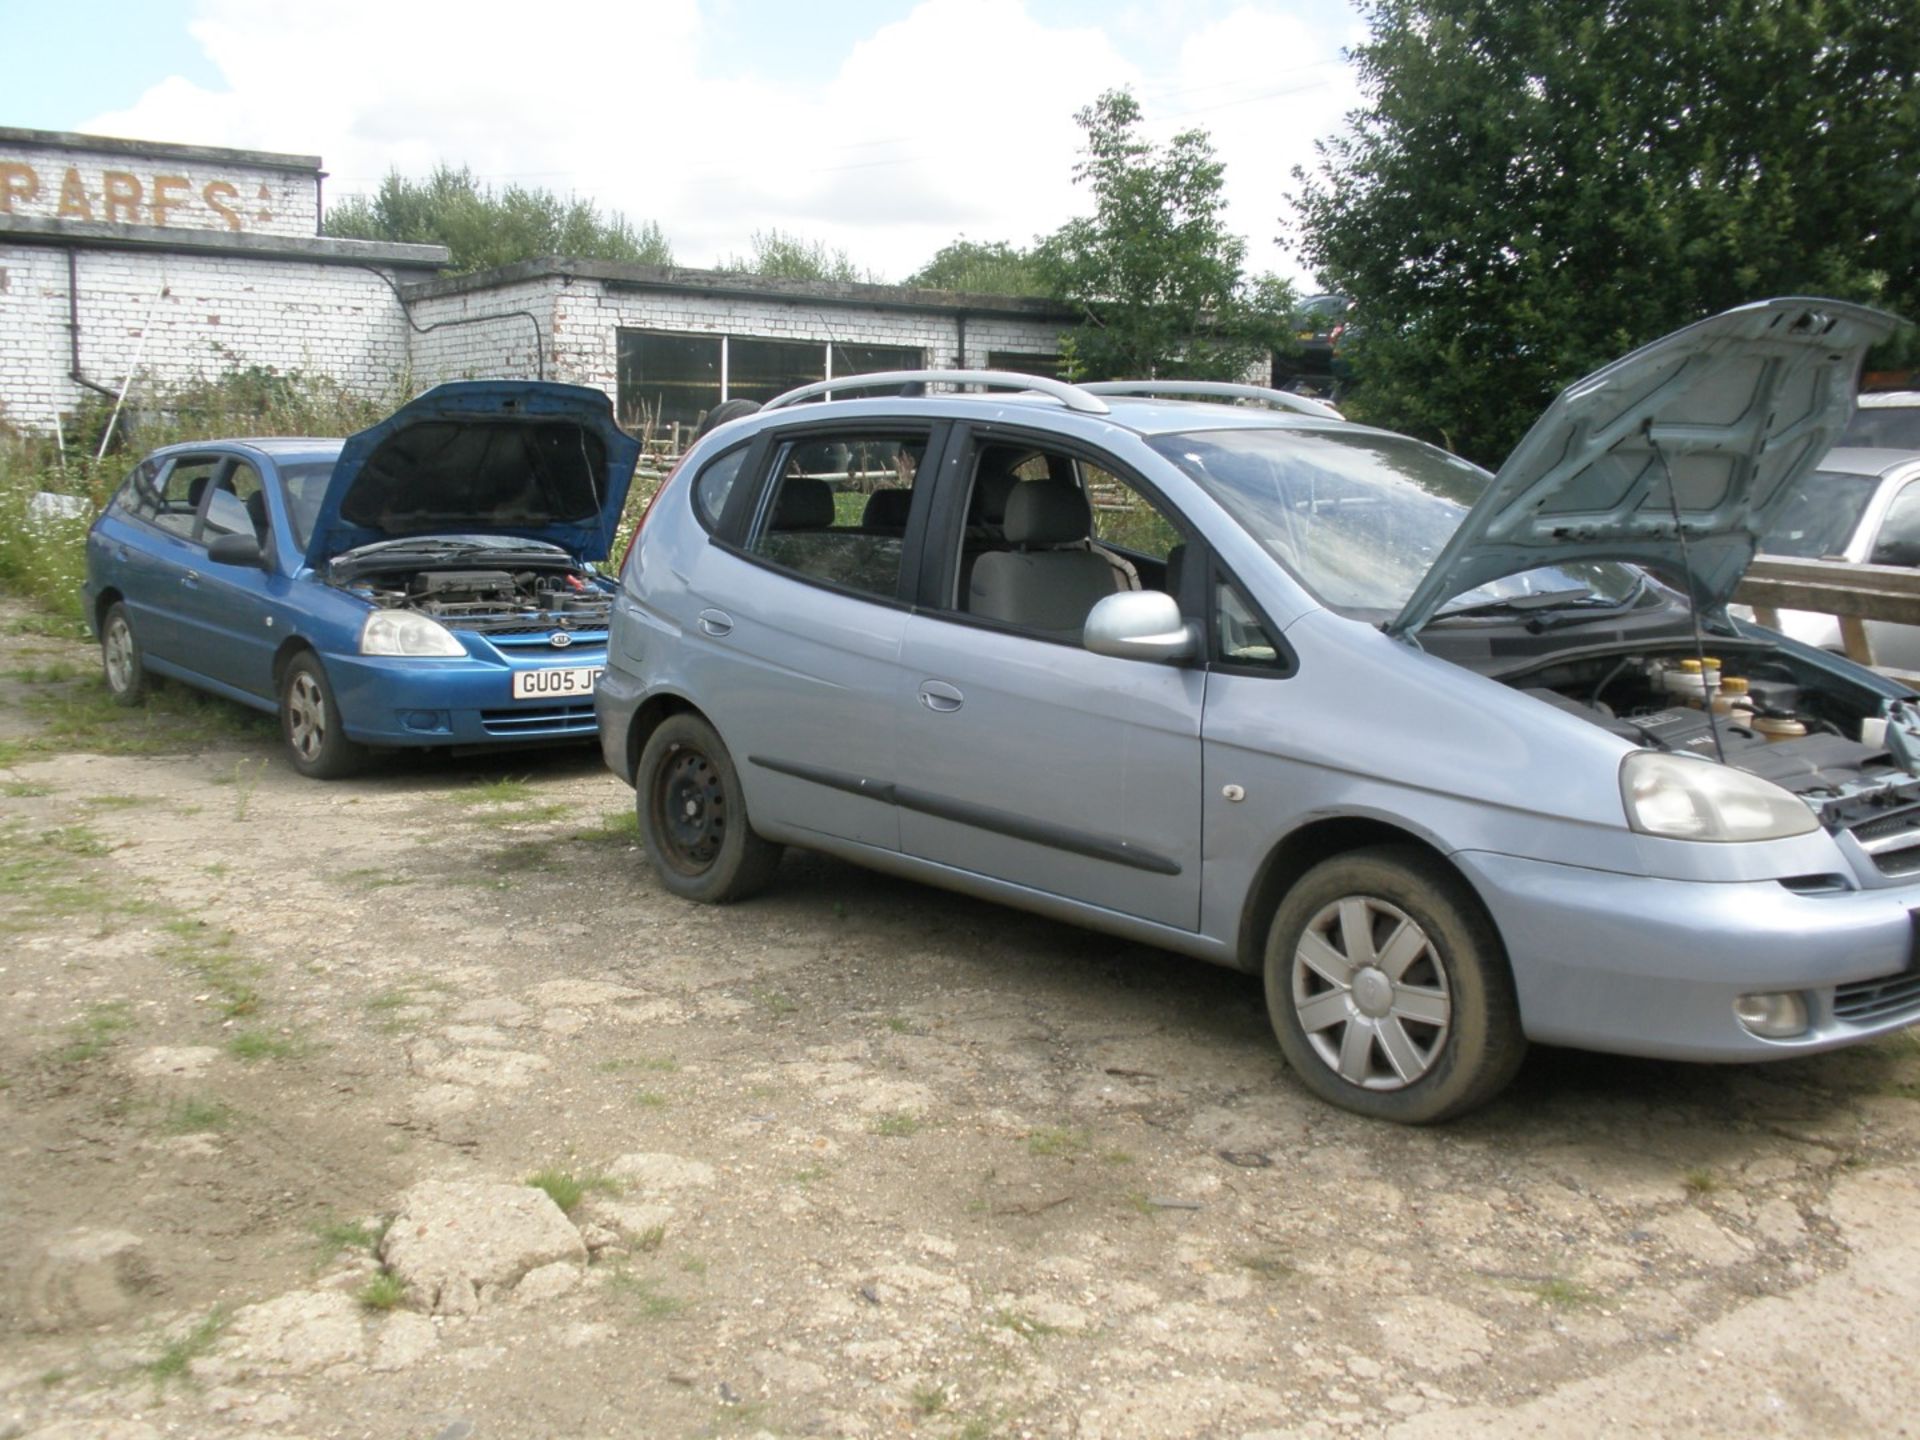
[511,666,603,700]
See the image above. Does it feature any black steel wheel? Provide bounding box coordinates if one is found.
[637,713,780,903]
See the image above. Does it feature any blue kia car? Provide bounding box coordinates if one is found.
[84,381,639,777]
[598,299,1920,1122]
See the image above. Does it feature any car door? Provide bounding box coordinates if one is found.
[894,428,1204,931]
[682,423,944,852]
[172,455,283,700]
[112,453,229,666]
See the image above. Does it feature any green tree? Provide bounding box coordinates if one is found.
[1292,0,1920,465]
[907,238,1046,296]
[324,165,673,274]
[1035,90,1294,381]
[719,228,868,283]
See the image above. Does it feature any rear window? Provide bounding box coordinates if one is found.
[1842,400,1920,450]
[1758,469,1880,558]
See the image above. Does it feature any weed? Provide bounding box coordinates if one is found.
[314,1217,388,1257]
[1236,1250,1294,1282]
[600,1053,677,1073]
[869,1111,921,1138]
[527,1168,621,1213]
[53,1000,134,1063]
[42,824,109,857]
[226,1029,296,1061]
[1026,1125,1091,1159]
[1524,1276,1603,1308]
[633,1089,669,1109]
[882,1015,914,1034]
[2,779,51,798]
[789,1164,829,1184]
[606,1269,686,1319]
[447,776,539,806]
[145,1306,228,1385]
[910,1383,950,1415]
[81,792,152,808]
[37,1367,73,1387]
[755,989,798,1017]
[163,925,264,1019]
[635,1223,668,1253]
[162,1097,233,1134]
[357,1271,407,1311]
[679,1254,708,1275]
[1682,1168,1721,1195]
[471,801,571,829]
[571,808,640,845]
[338,866,412,890]
[228,758,265,820]
[988,1308,1063,1342]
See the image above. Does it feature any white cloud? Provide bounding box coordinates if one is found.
[79,0,1358,283]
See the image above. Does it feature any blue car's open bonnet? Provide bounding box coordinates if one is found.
[302,381,641,569]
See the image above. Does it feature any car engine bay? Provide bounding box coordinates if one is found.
[338,554,613,635]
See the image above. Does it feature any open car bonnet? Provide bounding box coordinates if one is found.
[302,381,641,570]
[1389,298,1903,639]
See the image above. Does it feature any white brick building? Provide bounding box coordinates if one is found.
[1,127,1080,438]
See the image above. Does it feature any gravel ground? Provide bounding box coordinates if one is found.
[3,603,1919,1440]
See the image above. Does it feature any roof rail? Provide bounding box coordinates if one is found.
[761,369,1111,415]
[1081,380,1344,421]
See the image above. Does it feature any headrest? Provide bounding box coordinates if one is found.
[1003,480,1092,547]
[970,458,1022,525]
[862,488,912,529]
[772,476,835,529]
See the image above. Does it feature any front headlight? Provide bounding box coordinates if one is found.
[1620,751,1818,842]
[360,610,465,657]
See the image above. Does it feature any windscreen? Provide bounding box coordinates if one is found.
[1757,468,1881,558]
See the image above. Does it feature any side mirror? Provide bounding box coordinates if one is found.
[206,533,266,568]
[1083,590,1200,664]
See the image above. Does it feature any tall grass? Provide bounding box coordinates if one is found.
[0,367,398,627]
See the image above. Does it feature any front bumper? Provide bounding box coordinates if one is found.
[325,648,604,748]
[1457,850,1920,1060]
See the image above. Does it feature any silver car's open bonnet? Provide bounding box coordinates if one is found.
[1390,297,1903,638]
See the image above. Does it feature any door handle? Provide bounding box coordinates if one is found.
[919,680,964,713]
[181,570,201,587]
[697,608,733,638]
[115,546,131,562]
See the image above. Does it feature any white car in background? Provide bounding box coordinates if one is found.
[1842,390,1920,449]
[1755,447,1920,670]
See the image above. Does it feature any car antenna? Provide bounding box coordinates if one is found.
[1645,419,1727,765]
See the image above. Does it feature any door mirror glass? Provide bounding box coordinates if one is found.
[1083,590,1198,663]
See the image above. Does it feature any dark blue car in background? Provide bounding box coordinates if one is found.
[83,381,640,777]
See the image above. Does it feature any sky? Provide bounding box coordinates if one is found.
[3,0,1368,286]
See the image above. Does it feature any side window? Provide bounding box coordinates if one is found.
[745,434,925,600]
[958,443,1181,641]
[1871,482,1920,568]
[200,462,266,541]
[1214,574,1285,670]
[121,458,165,522]
[153,457,222,539]
[692,445,749,530]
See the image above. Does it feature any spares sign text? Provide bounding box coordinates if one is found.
[0,160,279,232]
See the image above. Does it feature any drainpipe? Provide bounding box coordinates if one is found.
[66,248,119,402]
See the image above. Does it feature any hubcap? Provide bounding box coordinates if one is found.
[286,673,326,761]
[103,619,134,692]
[1291,895,1452,1091]
[654,746,726,873]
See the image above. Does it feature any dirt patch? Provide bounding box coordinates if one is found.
[3,602,1920,1438]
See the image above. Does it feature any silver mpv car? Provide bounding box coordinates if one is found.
[599,298,1920,1122]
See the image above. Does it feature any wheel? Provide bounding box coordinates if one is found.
[100,602,148,706]
[1263,845,1524,1124]
[279,653,365,779]
[636,713,781,903]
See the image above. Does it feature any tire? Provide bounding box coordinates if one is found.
[636,713,781,903]
[100,602,148,707]
[1263,845,1524,1124]
[279,652,366,780]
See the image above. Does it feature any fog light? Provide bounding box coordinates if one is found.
[400,710,449,733]
[1733,991,1809,1039]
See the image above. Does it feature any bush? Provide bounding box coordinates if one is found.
[0,368,401,628]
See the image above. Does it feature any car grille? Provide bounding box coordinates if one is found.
[1833,918,1920,1023]
[490,629,609,649]
[1840,805,1920,878]
[479,703,598,737]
